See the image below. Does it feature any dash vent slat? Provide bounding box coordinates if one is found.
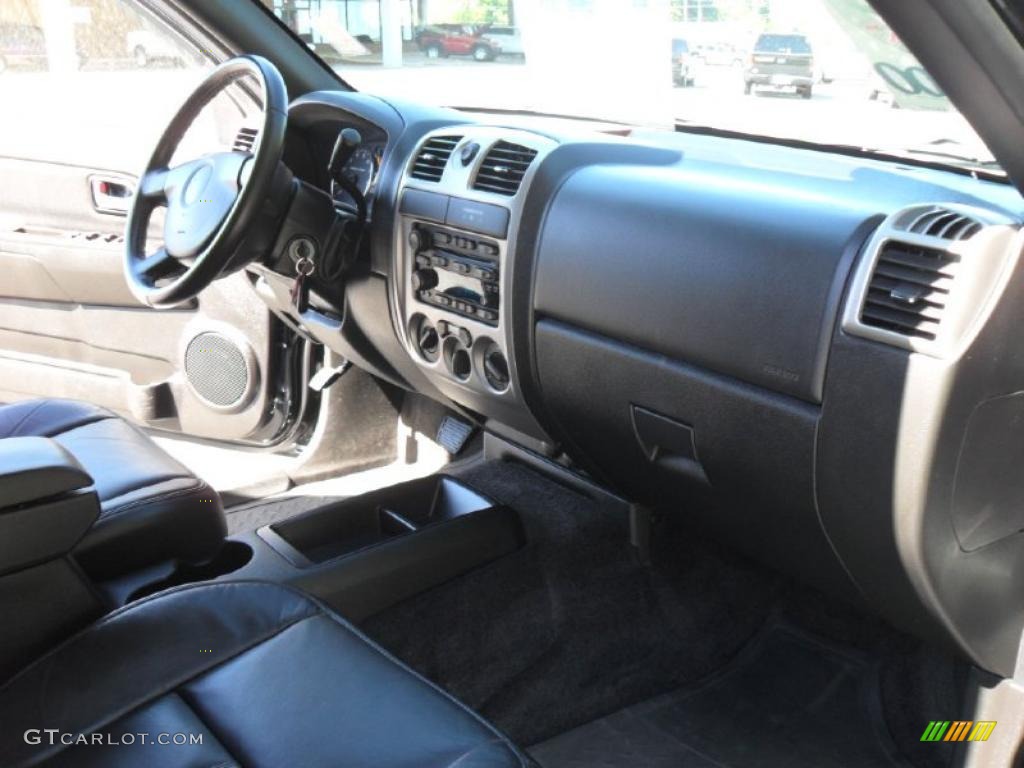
[410,135,462,182]
[860,241,959,340]
[472,140,538,196]
[233,127,259,154]
[906,206,983,242]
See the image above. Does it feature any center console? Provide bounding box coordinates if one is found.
[392,128,556,409]
[95,472,524,625]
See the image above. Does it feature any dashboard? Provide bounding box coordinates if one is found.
[250,89,1024,682]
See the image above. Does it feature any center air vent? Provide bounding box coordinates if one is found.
[411,135,462,182]
[233,127,259,154]
[904,206,983,241]
[860,241,959,340]
[473,141,538,196]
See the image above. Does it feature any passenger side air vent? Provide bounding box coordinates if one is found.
[473,141,538,196]
[233,127,259,154]
[410,135,462,182]
[905,206,983,241]
[860,241,959,341]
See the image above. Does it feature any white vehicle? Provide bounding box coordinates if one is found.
[126,28,187,67]
[482,26,524,56]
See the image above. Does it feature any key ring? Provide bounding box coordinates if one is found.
[295,256,315,277]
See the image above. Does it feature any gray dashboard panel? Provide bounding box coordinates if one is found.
[532,162,870,403]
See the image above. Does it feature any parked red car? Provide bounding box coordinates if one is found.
[415,24,501,61]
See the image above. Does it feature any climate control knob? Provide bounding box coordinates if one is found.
[482,344,511,392]
[412,317,440,363]
[412,269,439,292]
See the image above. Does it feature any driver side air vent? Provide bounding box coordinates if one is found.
[906,206,983,241]
[473,141,539,196]
[860,241,959,340]
[410,135,462,182]
[233,127,259,154]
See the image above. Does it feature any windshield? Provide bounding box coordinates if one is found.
[266,0,999,174]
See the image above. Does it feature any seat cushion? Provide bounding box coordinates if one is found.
[0,581,532,768]
[0,399,226,577]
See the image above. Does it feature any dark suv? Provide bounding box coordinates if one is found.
[744,33,814,98]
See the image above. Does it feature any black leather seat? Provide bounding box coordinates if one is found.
[0,399,226,577]
[0,581,532,768]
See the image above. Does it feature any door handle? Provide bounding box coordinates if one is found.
[88,175,135,216]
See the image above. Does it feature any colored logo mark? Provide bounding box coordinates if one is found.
[920,721,996,742]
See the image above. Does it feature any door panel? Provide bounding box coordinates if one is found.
[0,159,141,307]
[0,156,282,443]
[0,0,292,446]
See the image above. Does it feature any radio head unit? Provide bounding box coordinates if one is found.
[410,225,500,326]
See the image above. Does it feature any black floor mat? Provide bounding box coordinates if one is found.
[363,460,778,746]
[531,623,909,768]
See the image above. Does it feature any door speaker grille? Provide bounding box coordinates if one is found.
[184,332,251,408]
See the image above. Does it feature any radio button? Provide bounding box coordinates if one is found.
[473,266,497,281]
[408,229,425,252]
[430,255,449,268]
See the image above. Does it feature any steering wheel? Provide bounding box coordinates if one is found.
[124,55,288,308]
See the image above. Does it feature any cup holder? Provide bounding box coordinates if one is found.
[264,476,496,567]
[127,541,254,602]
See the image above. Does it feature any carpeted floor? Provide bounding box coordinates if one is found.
[363,459,779,747]
[360,458,965,768]
[227,455,965,768]
[531,622,908,768]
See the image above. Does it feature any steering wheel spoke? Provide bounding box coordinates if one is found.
[138,168,170,200]
[135,247,178,280]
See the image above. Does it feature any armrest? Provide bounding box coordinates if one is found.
[0,437,92,510]
[0,437,99,575]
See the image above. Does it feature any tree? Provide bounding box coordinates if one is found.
[453,0,510,24]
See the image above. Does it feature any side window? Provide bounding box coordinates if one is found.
[0,0,253,175]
